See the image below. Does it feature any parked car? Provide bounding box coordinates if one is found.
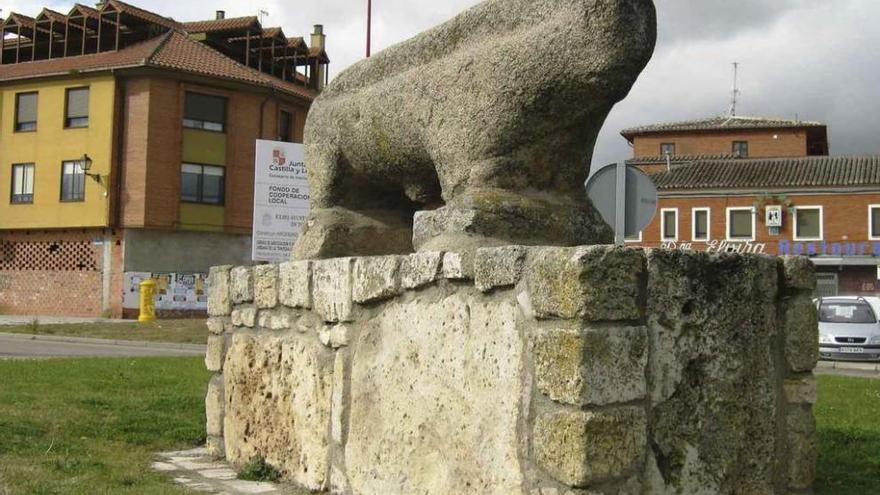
[817,296,880,361]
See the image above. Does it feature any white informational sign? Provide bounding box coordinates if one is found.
[765,205,783,227]
[252,140,310,262]
[123,272,208,311]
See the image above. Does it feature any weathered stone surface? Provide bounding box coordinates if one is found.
[206,435,225,458]
[231,305,256,328]
[313,257,354,322]
[526,246,645,321]
[230,266,254,304]
[292,207,415,260]
[253,265,279,309]
[475,246,527,292]
[331,351,348,444]
[205,374,224,438]
[533,326,647,406]
[442,251,473,280]
[784,294,819,373]
[279,261,312,308]
[224,333,333,491]
[206,316,230,335]
[534,408,646,486]
[352,255,401,303]
[207,266,233,317]
[400,252,443,289]
[786,406,818,490]
[258,309,294,331]
[784,375,817,405]
[292,0,655,259]
[319,324,351,348]
[205,335,227,372]
[781,256,817,292]
[646,249,782,494]
[345,289,525,494]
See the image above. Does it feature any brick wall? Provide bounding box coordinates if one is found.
[632,128,808,158]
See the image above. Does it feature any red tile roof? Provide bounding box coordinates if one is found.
[35,8,68,24]
[105,0,181,30]
[621,115,826,139]
[0,30,316,101]
[184,16,259,33]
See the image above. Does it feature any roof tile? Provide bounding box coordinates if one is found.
[621,115,825,138]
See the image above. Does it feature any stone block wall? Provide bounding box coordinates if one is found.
[204,246,818,495]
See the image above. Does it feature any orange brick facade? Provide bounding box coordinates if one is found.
[633,128,810,159]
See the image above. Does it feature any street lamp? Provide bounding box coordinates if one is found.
[79,153,103,186]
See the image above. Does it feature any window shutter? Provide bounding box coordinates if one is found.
[184,93,226,124]
[17,93,37,123]
[66,88,89,118]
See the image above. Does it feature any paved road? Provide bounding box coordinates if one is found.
[0,333,205,359]
[0,315,129,326]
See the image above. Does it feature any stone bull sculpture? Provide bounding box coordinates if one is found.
[293,0,656,260]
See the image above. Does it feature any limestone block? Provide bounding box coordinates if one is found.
[331,351,348,444]
[205,335,227,372]
[400,252,443,289]
[533,326,647,406]
[206,435,225,458]
[257,309,294,331]
[224,333,333,491]
[313,258,354,322]
[279,261,312,308]
[206,316,230,335]
[230,266,254,304]
[534,407,647,486]
[442,251,473,280]
[207,265,232,317]
[474,246,527,292]
[205,374,224,438]
[253,264,279,309]
[785,295,819,373]
[784,375,817,405]
[345,292,525,494]
[781,256,817,292]
[319,324,351,348]
[353,255,401,303]
[233,305,256,328]
[786,405,817,490]
[526,246,645,321]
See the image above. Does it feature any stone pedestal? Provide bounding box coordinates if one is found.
[205,247,818,495]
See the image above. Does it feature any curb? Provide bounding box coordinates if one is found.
[816,360,880,373]
[0,332,206,352]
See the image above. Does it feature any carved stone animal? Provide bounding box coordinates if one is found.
[293,0,656,260]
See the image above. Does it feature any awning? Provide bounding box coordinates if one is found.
[809,257,880,267]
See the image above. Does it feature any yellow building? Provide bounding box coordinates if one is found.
[0,1,328,317]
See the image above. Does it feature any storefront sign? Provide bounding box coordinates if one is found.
[252,140,310,262]
[661,240,768,254]
[778,240,880,256]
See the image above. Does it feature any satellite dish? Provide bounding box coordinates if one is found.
[586,163,658,243]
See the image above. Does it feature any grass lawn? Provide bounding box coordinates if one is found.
[0,319,208,345]
[815,374,880,494]
[0,357,210,494]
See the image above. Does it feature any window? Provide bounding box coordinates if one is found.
[727,207,755,241]
[181,164,225,205]
[660,143,675,156]
[692,207,710,241]
[819,300,876,324]
[793,206,823,241]
[60,160,85,201]
[661,208,678,241]
[870,205,880,240]
[65,87,89,128]
[183,92,227,132]
[10,163,34,204]
[624,231,642,243]
[278,110,293,142]
[732,141,749,158]
[15,92,37,132]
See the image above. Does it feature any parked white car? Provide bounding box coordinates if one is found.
[817,296,880,361]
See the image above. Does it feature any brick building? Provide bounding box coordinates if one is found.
[0,1,329,317]
[622,116,880,297]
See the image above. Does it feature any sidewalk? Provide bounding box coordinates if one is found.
[815,360,880,379]
[0,315,130,326]
[0,332,205,359]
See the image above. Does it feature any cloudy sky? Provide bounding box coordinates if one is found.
[5,0,880,171]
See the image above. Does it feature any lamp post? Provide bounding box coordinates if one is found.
[79,153,103,187]
[366,0,372,58]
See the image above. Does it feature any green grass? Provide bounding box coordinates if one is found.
[815,374,880,494]
[0,357,210,494]
[0,319,208,344]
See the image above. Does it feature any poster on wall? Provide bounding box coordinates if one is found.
[123,272,208,311]
[252,140,310,262]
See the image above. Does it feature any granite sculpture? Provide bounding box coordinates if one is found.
[293,0,657,259]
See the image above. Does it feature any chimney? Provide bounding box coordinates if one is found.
[216,10,225,20]
[310,24,328,91]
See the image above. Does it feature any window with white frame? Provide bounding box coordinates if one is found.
[727,207,755,241]
[870,205,880,240]
[692,207,710,241]
[624,231,642,243]
[60,160,85,202]
[11,163,35,204]
[661,208,678,241]
[794,206,823,241]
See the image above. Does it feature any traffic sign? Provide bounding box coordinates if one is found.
[586,163,658,244]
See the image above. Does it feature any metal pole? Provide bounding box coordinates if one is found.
[366,0,372,57]
[614,162,626,246]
